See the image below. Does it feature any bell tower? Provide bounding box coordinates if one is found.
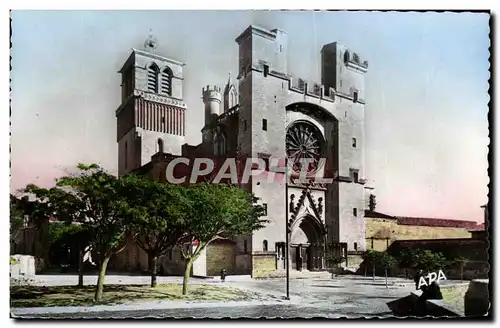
[116,33,187,177]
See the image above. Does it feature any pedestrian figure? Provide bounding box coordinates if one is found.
[220,268,227,282]
[414,269,423,290]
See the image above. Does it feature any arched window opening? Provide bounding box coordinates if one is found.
[228,89,237,109]
[213,131,226,157]
[147,63,159,93]
[161,67,173,96]
[263,240,268,252]
[157,138,164,153]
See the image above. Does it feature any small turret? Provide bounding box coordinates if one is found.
[223,72,238,112]
[202,85,222,125]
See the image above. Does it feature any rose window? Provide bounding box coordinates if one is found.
[285,121,324,174]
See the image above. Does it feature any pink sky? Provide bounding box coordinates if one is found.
[10,11,489,223]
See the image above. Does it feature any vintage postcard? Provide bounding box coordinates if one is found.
[9,9,491,319]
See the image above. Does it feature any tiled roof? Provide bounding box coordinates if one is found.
[366,210,483,230]
[469,223,486,231]
[364,210,397,220]
[396,216,479,229]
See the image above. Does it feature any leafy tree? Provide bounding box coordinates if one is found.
[11,189,59,264]
[180,183,267,295]
[23,184,88,286]
[413,249,447,274]
[48,222,80,247]
[396,247,416,279]
[48,223,92,286]
[124,174,189,287]
[10,194,25,245]
[378,252,396,288]
[56,163,137,302]
[452,256,469,282]
[368,194,377,211]
[363,250,380,281]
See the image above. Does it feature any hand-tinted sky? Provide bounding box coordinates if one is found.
[10,10,489,221]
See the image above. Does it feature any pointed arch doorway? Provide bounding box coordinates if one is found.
[290,215,326,271]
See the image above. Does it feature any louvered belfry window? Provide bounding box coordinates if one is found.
[162,67,173,96]
[147,63,159,93]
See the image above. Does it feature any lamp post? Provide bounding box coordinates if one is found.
[285,156,290,300]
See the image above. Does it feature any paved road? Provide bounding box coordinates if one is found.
[13,275,418,319]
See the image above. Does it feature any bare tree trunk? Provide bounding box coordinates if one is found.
[365,266,367,277]
[78,249,84,287]
[372,264,375,281]
[405,268,408,280]
[182,258,194,295]
[94,255,111,302]
[385,268,388,288]
[460,264,463,283]
[149,253,158,288]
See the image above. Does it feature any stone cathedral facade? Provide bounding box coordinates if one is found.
[114,25,369,277]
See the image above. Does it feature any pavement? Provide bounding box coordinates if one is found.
[11,274,453,319]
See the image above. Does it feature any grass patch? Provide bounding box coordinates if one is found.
[10,283,251,308]
[441,284,468,314]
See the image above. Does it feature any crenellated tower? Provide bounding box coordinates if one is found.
[201,85,222,147]
[203,85,222,125]
[320,42,368,101]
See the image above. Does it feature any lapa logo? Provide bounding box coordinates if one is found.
[417,269,447,289]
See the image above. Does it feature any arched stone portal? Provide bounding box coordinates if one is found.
[290,215,326,271]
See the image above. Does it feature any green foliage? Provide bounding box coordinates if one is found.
[10,195,25,240]
[55,163,133,261]
[413,249,447,272]
[369,194,377,211]
[395,247,416,269]
[55,163,142,301]
[123,174,189,255]
[378,252,396,269]
[363,250,381,265]
[326,254,343,268]
[182,183,268,247]
[121,174,191,287]
[452,256,469,267]
[180,183,268,295]
[48,222,85,247]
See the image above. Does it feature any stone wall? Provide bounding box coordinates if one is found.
[365,217,473,252]
[252,252,277,278]
[365,237,391,252]
[160,247,187,276]
[110,238,149,272]
[206,240,236,276]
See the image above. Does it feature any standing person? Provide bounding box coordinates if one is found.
[220,268,227,282]
[414,269,424,290]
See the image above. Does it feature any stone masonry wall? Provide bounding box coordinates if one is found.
[206,240,236,276]
[252,253,277,278]
[366,217,472,247]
